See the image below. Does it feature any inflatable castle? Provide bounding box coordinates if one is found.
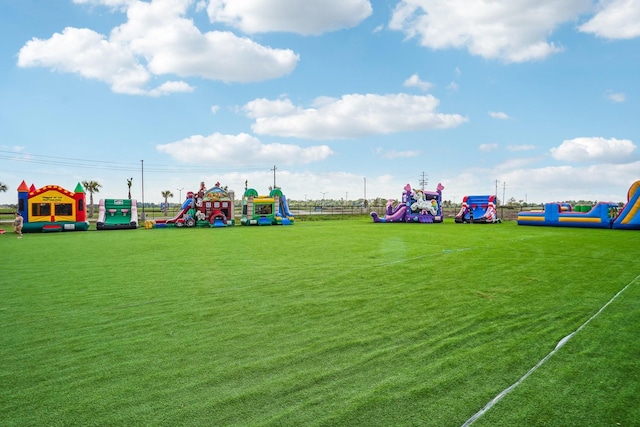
[371,183,444,223]
[16,180,89,232]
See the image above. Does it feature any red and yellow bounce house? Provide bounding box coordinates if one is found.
[16,180,89,233]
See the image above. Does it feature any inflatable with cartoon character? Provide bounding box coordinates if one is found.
[371,183,444,223]
[151,182,235,228]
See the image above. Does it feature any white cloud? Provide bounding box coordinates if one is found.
[389,0,592,62]
[579,0,640,39]
[489,111,510,120]
[506,144,536,151]
[479,143,498,152]
[606,91,626,103]
[495,156,541,171]
[244,93,468,139]
[550,137,637,163]
[244,98,298,118]
[195,0,206,13]
[17,0,299,95]
[237,170,385,203]
[206,0,372,35]
[156,132,333,165]
[148,80,195,97]
[440,158,639,204]
[73,0,133,8]
[403,73,433,91]
[18,27,151,95]
[495,161,640,203]
[210,105,220,114]
[375,147,422,159]
[112,0,298,82]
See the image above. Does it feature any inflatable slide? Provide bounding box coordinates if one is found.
[612,180,640,230]
[277,193,295,222]
[455,195,500,223]
[154,197,195,227]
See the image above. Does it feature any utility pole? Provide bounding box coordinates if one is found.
[502,182,506,204]
[271,165,277,189]
[141,159,145,221]
[363,177,367,208]
[502,181,506,218]
[420,172,428,190]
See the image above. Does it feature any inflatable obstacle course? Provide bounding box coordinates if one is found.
[96,199,138,230]
[517,180,640,230]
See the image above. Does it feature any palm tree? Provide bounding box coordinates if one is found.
[161,190,173,215]
[0,182,7,193]
[82,180,102,218]
[127,177,133,200]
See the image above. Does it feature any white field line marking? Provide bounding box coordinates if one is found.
[461,273,640,427]
[375,248,475,267]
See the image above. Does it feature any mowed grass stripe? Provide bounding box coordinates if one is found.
[0,220,638,426]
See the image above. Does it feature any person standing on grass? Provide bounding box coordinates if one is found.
[14,212,23,238]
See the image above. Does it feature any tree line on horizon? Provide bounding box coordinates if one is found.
[1,180,620,216]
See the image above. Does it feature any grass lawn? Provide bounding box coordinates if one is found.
[1,219,638,426]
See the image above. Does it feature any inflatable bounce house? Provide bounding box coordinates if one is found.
[371,183,445,223]
[241,186,294,226]
[16,180,89,233]
[455,195,500,223]
[96,199,138,230]
[151,182,235,228]
[517,180,640,230]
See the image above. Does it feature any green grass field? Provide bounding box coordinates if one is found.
[1,219,638,426]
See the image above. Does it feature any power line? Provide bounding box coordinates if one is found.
[0,149,139,166]
[0,150,270,174]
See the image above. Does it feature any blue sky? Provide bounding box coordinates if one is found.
[1,0,639,206]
